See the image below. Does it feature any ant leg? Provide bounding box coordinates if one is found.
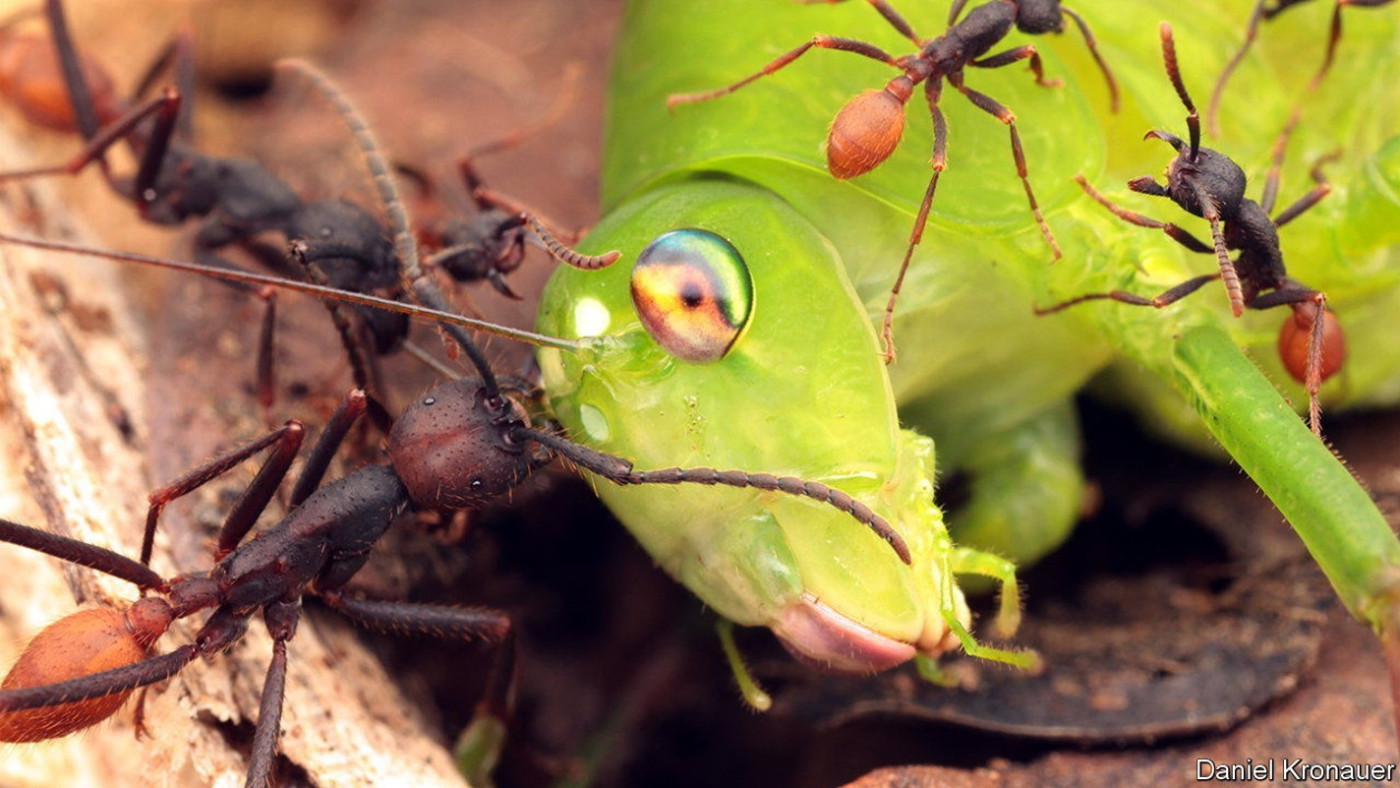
[1273,153,1338,228]
[287,390,369,506]
[43,0,100,141]
[1251,286,1340,435]
[947,0,971,26]
[1060,5,1120,112]
[144,420,306,565]
[0,90,176,185]
[971,44,1062,89]
[949,77,1061,260]
[855,0,924,46]
[0,518,164,589]
[1208,0,1270,136]
[666,36,903,109]
[1035,273,1220,315]
[1076,175,1214,253]
[317,591,516,785]
[518,426,913,564]
[879,86,947,363]
[129,27,197,138]
[288,242,398,432]
[253,289,279,421]
[248,599,299,788]
[0,644,199,715]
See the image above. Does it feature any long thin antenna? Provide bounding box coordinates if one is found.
[278,59,506,396]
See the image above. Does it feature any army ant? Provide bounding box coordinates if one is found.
[1037,23,1344,436]
[667,0,1119,360]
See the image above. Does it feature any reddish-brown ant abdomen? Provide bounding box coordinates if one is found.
[1279,306,1346,385]
[826,87,908,179]
[0,34,118,133]
[0,597,172,741]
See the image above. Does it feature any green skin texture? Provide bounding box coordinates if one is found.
[538,0,1400,655]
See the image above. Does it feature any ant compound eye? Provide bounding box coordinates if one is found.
[630,229,753,363]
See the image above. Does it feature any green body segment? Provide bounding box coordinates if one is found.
[538,0,1400,652]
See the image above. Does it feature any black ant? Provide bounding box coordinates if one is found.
[667,0,1119,360]
[0,0,611,420]
[1037,23,1344,436]
[1209,0,1394,137]
[0,60,915,786]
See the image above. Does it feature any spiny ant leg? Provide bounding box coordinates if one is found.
[667,36,902,109]
[880,88,946,363]
[971,44,1061,89]
[1075,175,1213,253]
[1034,273,1220,315]
[144,420,305,566]
[1060,5,1120,112]
[0,644,198,714]
[319,591,512,642]
[248,599,299,788]
[1209,0,1270,137]
[951,77,1061,260]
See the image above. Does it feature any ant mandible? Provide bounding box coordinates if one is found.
[1209,0,1395,137]
[1037,23,1345,436]
[667,0,1120,360]
[0,0,611,420]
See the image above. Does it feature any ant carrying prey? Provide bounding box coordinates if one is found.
[1038,23,1344,436]
[667,0,1120,360]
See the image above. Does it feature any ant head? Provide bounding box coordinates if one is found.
[1014,0,1065,35]
[826,82,911,180]
[388,379,536,510]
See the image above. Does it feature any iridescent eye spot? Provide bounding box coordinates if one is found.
[630,229,754,363]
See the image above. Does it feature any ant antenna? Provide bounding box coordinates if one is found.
[1159,23,1201,160]
[278,59,504,399]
